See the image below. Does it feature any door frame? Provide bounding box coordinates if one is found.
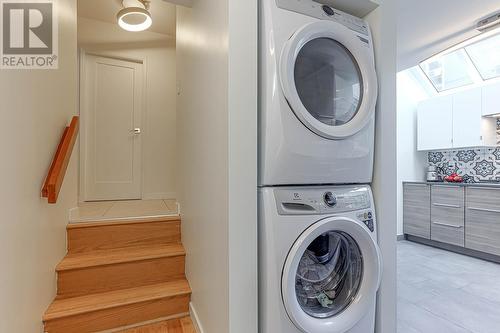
[79,49,148,202]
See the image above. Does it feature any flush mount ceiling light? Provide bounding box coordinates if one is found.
[117,0,152,32]
[477,11,500,33]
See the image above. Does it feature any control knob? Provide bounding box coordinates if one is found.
[323,191,337,207]
[322,5,335,16]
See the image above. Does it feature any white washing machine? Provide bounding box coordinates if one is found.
[259,185,382,333]
[259,0,378,186]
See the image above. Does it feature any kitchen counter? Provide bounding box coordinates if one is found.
[403,181,500,262]
[403,181,500,188]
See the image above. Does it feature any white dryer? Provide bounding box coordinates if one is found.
[259,0,378,186]
[259,185,382,333]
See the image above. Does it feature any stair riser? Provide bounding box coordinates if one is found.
[67,221,181,253]
[57,256,186,298]
[44,294,190,333]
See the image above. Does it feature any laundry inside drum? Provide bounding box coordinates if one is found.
[295,231,363,318]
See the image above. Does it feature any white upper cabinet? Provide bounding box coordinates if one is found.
[417,87,497,151]
[482,82,500,117]
[417,95,453,151]
[452,88,482,148]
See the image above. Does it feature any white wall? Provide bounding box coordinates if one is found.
[396,70,428,235]
[0,1,78,332]
[365,1,398,332]
[176,3,229,331]
[227,0,258,331]
[79,18,177,200]
[176,1,257,332]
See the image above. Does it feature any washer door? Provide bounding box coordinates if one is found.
[282,217,382,333]
[280,21,377,139]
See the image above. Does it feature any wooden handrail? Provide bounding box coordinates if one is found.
[42,116,79,204]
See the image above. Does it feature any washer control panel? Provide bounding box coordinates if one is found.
[357,210,374,232]
[275,186,371,215]
[275,0,370,37]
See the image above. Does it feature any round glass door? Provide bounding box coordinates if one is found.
[281,217,381,333]
[280,21,378,139]
[295,231,363,318]
[294,38,363,127]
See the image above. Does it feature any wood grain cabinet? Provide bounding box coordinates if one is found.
[431,185,464,247]
[465,187,500,256]
[404,183,500,259]
[403,183,431,239]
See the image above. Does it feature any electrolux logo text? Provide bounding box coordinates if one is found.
[0,0,58,69]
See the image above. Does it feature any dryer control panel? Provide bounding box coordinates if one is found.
[275,0,370,37]
[274,186,372,215]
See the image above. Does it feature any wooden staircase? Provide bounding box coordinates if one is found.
[43,216,192,333]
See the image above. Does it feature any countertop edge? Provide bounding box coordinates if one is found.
[403,181,500,188]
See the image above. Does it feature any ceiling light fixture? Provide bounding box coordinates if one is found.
[477,11,500,33]
[117,0,152,32]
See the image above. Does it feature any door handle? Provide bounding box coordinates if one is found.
[432,221,463,229]
[468,207,500,214]
[432,203,461,208]
[130,128,141,135]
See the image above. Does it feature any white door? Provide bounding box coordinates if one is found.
[452,88,482,148]
[81,55,143,201]
[417,95,453,151]
[482,82,500,116]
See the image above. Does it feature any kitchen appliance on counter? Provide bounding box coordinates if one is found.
[426,165,440,182]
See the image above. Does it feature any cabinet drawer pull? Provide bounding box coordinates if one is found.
[432,221,463,229]
[468,207,500,213]
[432,203,461,208]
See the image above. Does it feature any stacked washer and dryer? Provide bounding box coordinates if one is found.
[258,1,382,333]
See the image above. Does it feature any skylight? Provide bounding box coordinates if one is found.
[465,33,500,80]
[419,30,500,93]
[420,49,475,92]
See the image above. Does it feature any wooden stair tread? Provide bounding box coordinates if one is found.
[118,316,196,333]
[67,215,181,229]
[44,280,191,321]
[56,244,185,271]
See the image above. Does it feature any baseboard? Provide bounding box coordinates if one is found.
[406,235,500,264]
[397,234,406,241]
[189,302,205,333]
[142,192,177,200]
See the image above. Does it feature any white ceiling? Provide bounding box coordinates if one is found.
[161,0,192,7]
[77,0,176,43]
[78,17,174,47]
[397,0,500,71]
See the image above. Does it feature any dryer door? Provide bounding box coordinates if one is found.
[280,21,377,139]
[282,216,381,333]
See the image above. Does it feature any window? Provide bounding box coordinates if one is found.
[466,32,500,80]
[419,30,500,93]
[420,49,475,92]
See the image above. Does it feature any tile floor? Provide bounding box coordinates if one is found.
[398,240,500,333]
[70,199,178,222]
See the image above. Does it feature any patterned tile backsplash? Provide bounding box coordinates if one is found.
[428,149,500,183]
[427,119,500,183]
